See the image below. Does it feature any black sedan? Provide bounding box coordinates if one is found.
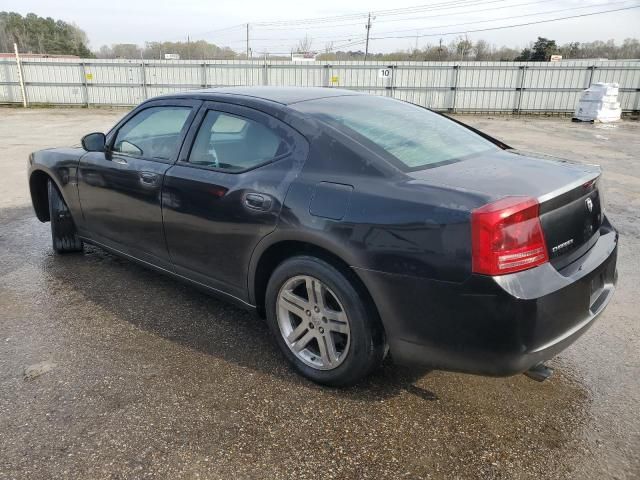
[28,87,618,386]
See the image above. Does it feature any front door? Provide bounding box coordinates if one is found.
[162,102,308,301]
[77,99,200,263]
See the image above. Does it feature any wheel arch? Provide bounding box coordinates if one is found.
[29,169,54,222]
[249,237,382,330]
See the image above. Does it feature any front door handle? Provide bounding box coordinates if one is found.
[244,193,272,211]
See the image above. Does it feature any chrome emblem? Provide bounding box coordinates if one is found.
[586,197,594,213]
[552,238,574,254]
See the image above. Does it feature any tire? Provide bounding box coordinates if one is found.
[265,255,385,387]
[47,179,83,253]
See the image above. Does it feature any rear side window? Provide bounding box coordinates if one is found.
[293,95,498,170]
[113,106,192,160]
[188,111,289,172]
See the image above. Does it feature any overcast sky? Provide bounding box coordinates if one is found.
[4,0,640,53]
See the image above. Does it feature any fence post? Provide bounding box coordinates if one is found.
[262,54,268,86]
[13,43,27,108]
[201,62,207,88]
[323,64,330,87]
[587,65,596,87]
[80,61,90,107]
[449,65,460,113]
[387,65,396,98]
[515,65,527,114]
[140,59,148,100]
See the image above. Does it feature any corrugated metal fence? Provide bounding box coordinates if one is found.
[1,57,639,114]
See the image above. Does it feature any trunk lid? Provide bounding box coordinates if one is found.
[408,149,603,269]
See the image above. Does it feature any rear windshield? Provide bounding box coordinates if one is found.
[293,95,498,171]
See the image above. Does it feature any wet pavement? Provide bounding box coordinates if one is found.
[0,109,638,479]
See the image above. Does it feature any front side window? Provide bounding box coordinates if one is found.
[188,111,288,172]
[292,95,499,171]
[113,106,192,160]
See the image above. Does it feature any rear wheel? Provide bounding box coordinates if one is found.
[47,179,83,253]
[265,256,385,386]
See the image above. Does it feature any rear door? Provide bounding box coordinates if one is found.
[162,101,308,301]
[77,99,200,263]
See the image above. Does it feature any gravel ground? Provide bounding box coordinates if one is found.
[0,108,638,479]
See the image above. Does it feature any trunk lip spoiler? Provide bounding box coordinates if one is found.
[537,171,601,204]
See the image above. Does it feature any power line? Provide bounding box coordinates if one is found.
[255,0,556,31]
[231,0,556,50]
[371,0,635,38]
[254,0,508,27]
[237,0,630,45]
[369,5,640,41]
[329,38,368,51]
[155,1,639,56]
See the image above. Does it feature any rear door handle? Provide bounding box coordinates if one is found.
[244,193,272,211]
[139,172,159,185]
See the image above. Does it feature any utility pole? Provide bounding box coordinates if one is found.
[246,23,250,60]
[364,13,372,61]
[187,35,191,60]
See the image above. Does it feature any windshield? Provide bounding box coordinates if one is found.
[293,95,499,171]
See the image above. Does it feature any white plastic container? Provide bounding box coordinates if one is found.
[579,92,618,103]
[589,82,619,97]
[573,82,621,122]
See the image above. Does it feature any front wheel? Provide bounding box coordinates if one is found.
[265,256,385,387]
[47,179,83,254]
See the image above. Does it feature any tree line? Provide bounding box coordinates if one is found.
[0,11,91,57]
[318,36,640,62]
[2,11,639,62]
[96,41,237,60]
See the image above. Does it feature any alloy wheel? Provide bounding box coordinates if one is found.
[276,275,351,370]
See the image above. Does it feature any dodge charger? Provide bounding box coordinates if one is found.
[28,87,618,386]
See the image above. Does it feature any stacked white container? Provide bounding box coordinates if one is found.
[573,82,621,122]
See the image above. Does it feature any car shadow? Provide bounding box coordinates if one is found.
[40,242,437,401]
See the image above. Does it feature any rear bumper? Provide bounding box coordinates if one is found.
[355,221,618,376]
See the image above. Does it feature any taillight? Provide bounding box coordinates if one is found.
[471,196,548,275]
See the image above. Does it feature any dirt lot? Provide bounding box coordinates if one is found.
[0,108,638,479]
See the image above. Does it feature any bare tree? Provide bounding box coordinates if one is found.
[455,35,473,60]
[295,34,313,53]
[473,39,491,61]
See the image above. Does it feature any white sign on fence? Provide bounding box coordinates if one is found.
[164,53,180,60]
[378,68,392,79]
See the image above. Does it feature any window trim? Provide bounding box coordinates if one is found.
[177,103,294,175]
[105,99,201,164]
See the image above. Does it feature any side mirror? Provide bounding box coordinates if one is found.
[81,132,106,152]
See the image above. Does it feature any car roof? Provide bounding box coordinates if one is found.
[174,86,364,106]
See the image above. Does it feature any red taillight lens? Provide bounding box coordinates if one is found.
[471,196,549,275]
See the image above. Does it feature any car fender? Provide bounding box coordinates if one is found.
[28,148,85,224]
